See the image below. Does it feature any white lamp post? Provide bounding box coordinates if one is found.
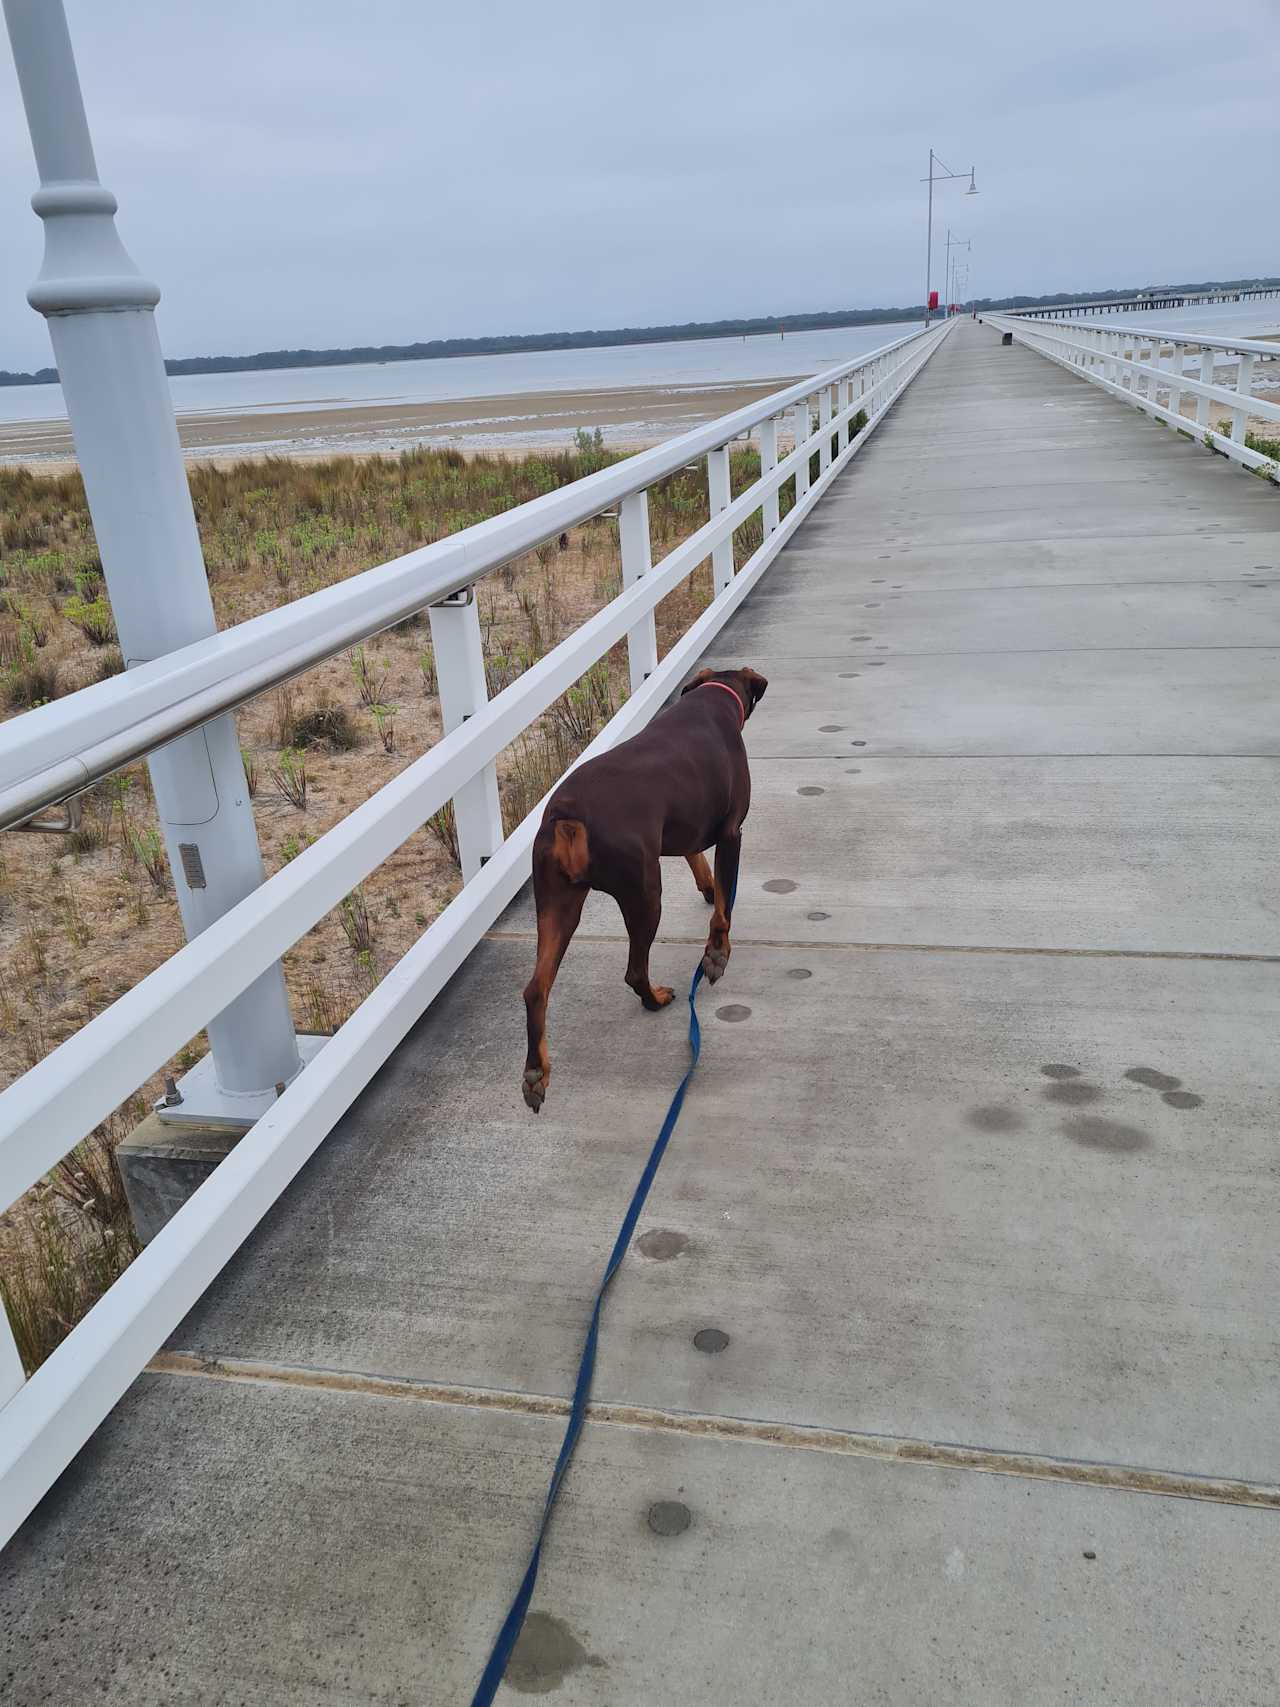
[945,230,972,317]
[923,150,978,325]
[2,0,306,1124]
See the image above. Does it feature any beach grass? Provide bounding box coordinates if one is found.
[0,433,791,1366]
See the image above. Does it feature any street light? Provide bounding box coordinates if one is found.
[945,228,972,316]
[922,149,978,325]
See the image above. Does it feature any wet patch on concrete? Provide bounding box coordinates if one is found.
[967,1105,1025,1134]
[786,967,812,980]
[1163,1090,1204,1110]
[635,1229,691,1261]
[797,786,826,796]
[1124,1067,1181,1092]
[647,1500,692,1537]
[505,1613,605,1695]
[806,911,831,922]
[763,878,797,893]
[819,724,844,733]
[716,1005,752,1023]
[1040,1064,1082,1080]
[1061,1116,1152,1154]
[693,1328,730,1354]
[1042,1081,1103,1107]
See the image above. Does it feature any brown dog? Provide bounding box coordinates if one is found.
[521,666,767,1111]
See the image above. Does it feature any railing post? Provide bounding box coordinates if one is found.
[1196,347,1215,428]
[760,416,780,535]
[618,489,659,691]
[706,445,734,595]
[818,388,833,472]
[428,588,504,883]
[3,0,302,1117]
[1169,342,1184,424]
[835,378,850,448]
[793,400,811,499]
[1231,354,1256,444]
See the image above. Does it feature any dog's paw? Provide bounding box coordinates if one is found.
[640,984,676,1010]
[701,944,729,983]
[522,1068,548,1113]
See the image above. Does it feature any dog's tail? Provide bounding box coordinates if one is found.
[549,817,590,884]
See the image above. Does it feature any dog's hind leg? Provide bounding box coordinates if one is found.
[685,851,716,905]
[522,872,587,1113]
[619,870,675,1011]
[702,829,741,983]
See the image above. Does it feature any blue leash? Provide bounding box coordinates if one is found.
[468,940,718,1705]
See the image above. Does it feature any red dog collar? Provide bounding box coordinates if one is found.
[697,680,746,729]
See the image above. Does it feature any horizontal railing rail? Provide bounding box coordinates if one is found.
[1,324,937,832]
[986,312,1280,480]
[0,317,954,1540]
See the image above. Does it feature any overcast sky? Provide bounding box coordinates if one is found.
[1,0,1276,371]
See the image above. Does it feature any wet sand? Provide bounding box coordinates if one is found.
[0,376,803,470]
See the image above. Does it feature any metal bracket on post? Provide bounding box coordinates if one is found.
[760,416,780,536]
[618,491,659,693]
[10,793,82,835]
[707,445,734,596]
[428,585,504,882]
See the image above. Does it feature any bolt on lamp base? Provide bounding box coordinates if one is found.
[154,1032,329,1129]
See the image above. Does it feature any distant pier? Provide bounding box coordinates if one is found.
[1012,283,1280,319]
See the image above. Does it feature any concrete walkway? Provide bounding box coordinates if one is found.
[4,321,1279,1704]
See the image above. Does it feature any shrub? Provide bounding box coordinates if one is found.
[0,1120,141,1375]
[63,594,117,646]
[6,657,59,709]
[271,747,308,810]
[92,647,125,681]
[338,887,375,955]
[126,826,168,891]
[425,800,461,869]
[285,698,361,752]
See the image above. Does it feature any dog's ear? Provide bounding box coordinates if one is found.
[680,668,716,698]
[740,667,768,713]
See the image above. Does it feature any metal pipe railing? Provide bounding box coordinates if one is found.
[986,313,1279,481]
[0,324,941,833]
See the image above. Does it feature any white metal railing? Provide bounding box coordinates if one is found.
[0,317,955,1540]
[986,313,1280,481]
[0,348,934,836]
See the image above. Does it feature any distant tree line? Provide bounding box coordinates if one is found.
[3,275,1277,387]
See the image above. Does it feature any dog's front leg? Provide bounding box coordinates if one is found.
[702,830,741,983]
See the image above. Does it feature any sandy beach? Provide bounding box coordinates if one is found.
[0,376,802,470]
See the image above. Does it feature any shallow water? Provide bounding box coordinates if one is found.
[0,321,927,427]
[4,300,1274,458]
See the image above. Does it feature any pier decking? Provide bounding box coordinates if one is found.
[4,321,1279,1705]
